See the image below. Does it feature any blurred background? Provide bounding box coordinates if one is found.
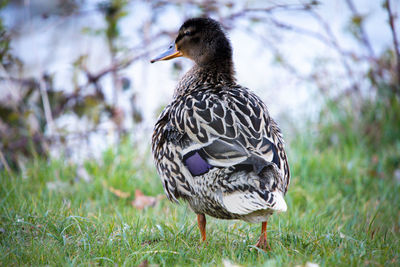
[0,0,399,177]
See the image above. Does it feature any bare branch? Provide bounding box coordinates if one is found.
[345,0,375,58]
[224,4,363,93]
[386,0,400,86]
[0,148,14,178]
[83,44,166,86]
[39,77,55,136]
[0,76,39,88]
[227,3,316,21]
[307,9,361,92]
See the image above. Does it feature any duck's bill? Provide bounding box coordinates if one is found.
[150,44,183,63]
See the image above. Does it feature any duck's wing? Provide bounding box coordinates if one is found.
[170,87,290,195]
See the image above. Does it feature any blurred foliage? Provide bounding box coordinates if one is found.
[0,0,142,169]
[319,1,399,181]
[0,2,20,72]
[316,46,400,181]
[99,0,129,53]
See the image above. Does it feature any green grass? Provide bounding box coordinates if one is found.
[1,126,399,266]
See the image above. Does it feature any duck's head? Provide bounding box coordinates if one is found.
[151,17,232,67]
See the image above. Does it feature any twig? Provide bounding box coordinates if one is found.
[345,0,375,58]
[267,16,332,48]
[0,148,14,178]
[39,76,55,136]
[238,23,312,83]
[0,76,39,88]
[227,3,315,21]
[84,44,167,85]
[308,8,361,93]
[386,0,400,86]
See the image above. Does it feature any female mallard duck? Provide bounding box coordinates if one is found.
[151,17,290,250]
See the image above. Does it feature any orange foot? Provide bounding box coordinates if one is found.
[254,235,271,251]
[197,213,207,242]
[253,221,270,251]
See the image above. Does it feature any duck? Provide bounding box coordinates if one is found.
[150,17,290,250]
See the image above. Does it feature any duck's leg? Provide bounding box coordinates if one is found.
[255,221,270,250]
[197,213,207,242]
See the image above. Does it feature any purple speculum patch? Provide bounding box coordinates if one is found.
[184,151,212,176]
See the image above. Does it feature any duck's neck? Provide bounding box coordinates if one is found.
[174,59,236,97]
[197,58,235,83]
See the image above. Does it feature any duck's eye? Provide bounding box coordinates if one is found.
[184,30,193,36]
